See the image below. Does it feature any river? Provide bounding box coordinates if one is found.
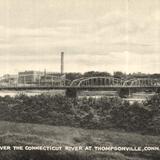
[0,90,155,103]
[0,90,65,97]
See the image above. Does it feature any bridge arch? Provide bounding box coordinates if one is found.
[123,78,160,87]
[70,77,123,87]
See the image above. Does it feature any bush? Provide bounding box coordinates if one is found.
[0,94,160,135]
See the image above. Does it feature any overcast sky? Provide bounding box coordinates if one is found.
[0,0,160,75]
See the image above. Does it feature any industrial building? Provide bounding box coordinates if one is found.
[40,72,65,86]
[18,52,65,85]
[18,71,43,84]
[18,71,65,86]
[0,52,66,86]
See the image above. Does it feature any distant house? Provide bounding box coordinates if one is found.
[0,74,18,86]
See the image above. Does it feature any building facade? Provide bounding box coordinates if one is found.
[18,71,43,84]
[18,71,66,86]
[0,74,18,86]
[40,72,66,86]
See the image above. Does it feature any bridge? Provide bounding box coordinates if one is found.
[70,76,160,87]
[0,76,160,97]
[67,77,160,97]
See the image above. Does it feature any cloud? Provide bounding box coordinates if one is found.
[0,0,160,74]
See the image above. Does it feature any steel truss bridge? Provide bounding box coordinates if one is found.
[0,76,160,97]
[70,77,160,87]
[0,76,160,88]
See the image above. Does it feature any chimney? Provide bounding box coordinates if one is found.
[61,52,64,74]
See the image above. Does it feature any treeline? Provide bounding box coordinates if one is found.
[66,71,160,80]
[0,94,160,135]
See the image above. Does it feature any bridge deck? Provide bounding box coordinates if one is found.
[0,85,159,90]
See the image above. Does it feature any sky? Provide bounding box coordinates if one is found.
[0,0,160,75]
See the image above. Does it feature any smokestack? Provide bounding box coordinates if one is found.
[61,52,64,74]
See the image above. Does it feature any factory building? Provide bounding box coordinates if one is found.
[18,71,43,84]
[18,51,66,85]
[40,72,66,86]
[3,51,66,86]
[18,71,65,86]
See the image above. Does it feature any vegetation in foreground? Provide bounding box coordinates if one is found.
[0,150,133,160]
[0,93,160,135]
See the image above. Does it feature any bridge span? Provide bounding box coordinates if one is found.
[0,76,160,97]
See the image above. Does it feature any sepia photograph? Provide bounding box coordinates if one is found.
[0,0,160,159]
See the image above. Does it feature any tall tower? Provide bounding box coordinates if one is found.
[61,52,64,74]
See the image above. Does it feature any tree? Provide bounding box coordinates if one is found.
[113,71,126,79]
[65,73,82,81]
[83,71,111,77]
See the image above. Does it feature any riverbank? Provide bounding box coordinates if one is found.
[0,94,159,135]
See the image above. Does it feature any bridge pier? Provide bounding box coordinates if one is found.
[65,88,78,98]
[118,88,131,98]
[156,88,160,94]
[118,88,141,97]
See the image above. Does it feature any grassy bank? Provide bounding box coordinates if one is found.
[0,121,160,160]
